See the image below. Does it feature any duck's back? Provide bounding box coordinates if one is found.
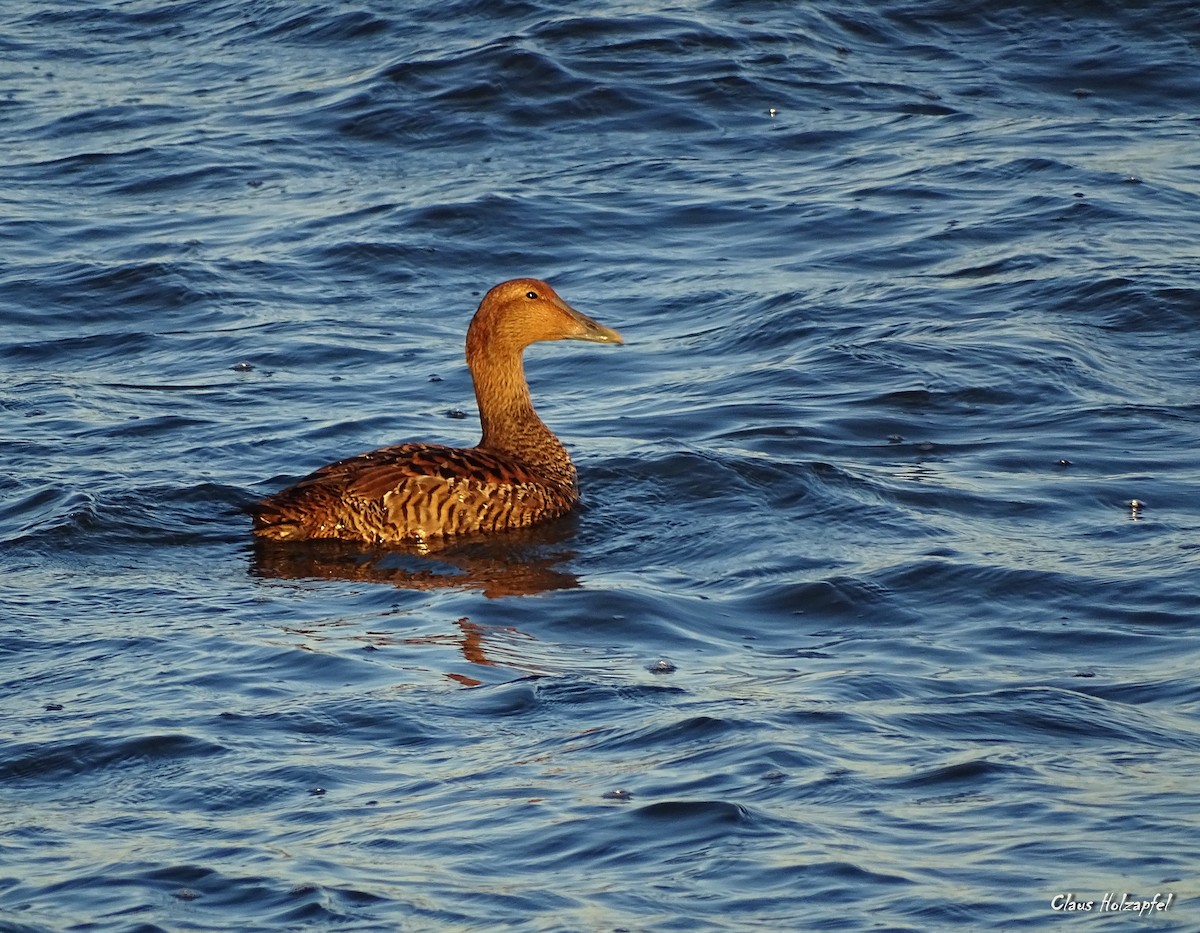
[250,443,578,544]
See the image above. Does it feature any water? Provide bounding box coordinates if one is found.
[3,1,1200,930]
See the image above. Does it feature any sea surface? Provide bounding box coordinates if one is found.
[3,1,1200,930]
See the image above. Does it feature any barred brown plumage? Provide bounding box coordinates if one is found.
[249,278,623,546]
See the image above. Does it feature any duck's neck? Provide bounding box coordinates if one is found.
[470,347,576,485]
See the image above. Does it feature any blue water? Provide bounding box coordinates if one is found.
[3,1,1200,930]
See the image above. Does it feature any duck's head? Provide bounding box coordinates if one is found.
[467,278,623,359]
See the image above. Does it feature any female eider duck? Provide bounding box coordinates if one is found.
[250,278,623,545]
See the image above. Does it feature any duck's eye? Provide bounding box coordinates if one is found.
[525,290,538,299]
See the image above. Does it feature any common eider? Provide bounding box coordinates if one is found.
[250,278,623,545]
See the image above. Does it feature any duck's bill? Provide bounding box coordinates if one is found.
[561,304,624,344]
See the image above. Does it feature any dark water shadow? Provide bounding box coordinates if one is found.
[247,516,582,598]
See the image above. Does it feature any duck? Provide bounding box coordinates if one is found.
[250,278,623,546]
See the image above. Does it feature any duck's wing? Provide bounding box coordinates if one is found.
[250,443,573,542]
[337,444,545,499]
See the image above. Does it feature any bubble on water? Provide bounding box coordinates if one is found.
[602,788,633,801]
[648,658,677,674]
[308,786,327,797]
[446,409,467,420]
[231,361,254,372]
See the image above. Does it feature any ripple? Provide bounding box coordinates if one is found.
[0,733,226,785]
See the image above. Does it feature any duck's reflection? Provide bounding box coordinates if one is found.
[406,616,539,687]
[274,613,545,687]
[248,516,581,598]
